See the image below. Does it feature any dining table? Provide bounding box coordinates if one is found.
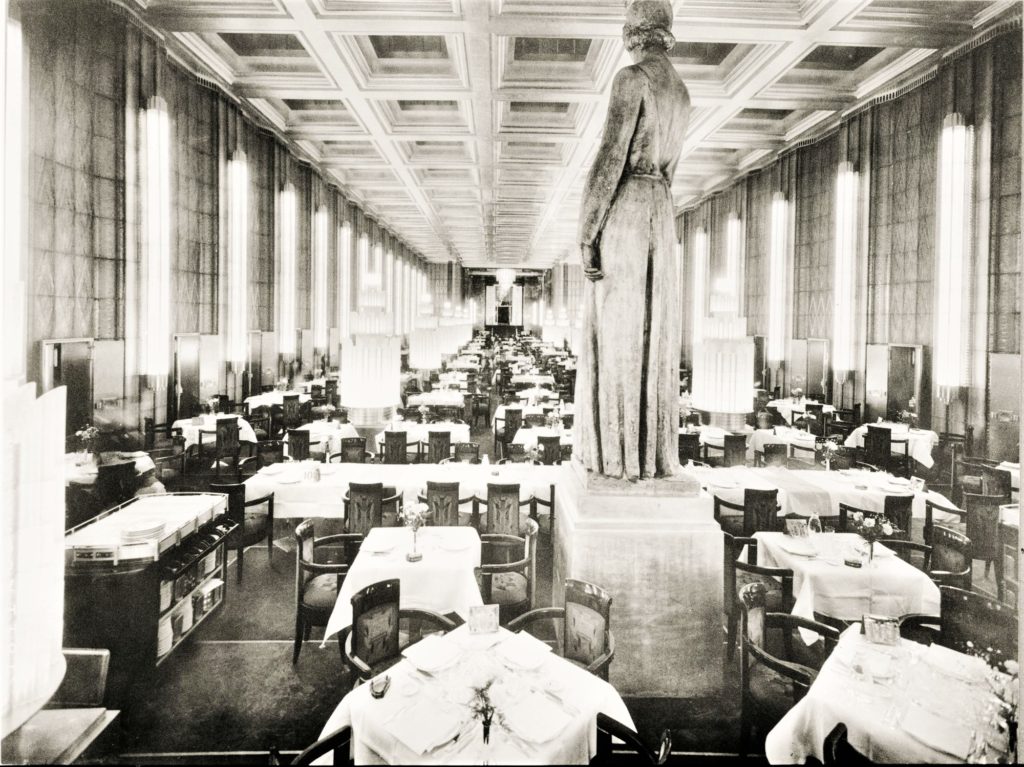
[449,358,481,371]
[374,421,472,450]
[765,624,1014,763]
[689,466,962,539]
[753,531,940,636]
[844,422,939,469]
[64,451,157,487]
[314,623,635,764]
[171,413,259,452]
[243,461,562,519]
[492,403,574,429]
[407,391,465,409]
[747,426,819,462]
[767,398,836,425]
[515,387,559,403]
[285,420,360,456]
[510,373,556,387]
[243,390,312,409]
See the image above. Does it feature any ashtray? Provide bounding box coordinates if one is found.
[844,558,863,568]
[370,674,391,698]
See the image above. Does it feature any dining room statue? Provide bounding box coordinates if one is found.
[574,0,690,481]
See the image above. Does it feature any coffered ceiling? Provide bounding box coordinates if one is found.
[137,0,1017,268]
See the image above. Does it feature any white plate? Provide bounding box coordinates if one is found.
[437,539,471,552]
[362,542,394,554]
[276,477,301,484]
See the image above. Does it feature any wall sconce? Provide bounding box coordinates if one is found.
[767,192,788,366]
[278,184,296,355]
[831,161,858,376]
[226,151,248,366]
[140,96,171,378]
[935,113,974,402]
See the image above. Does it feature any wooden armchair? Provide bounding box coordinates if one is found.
[886,524,972,590]
[286,429,311,462]
[417,481,474,527]
[452,442,480,464]
[422,430,452,464]
[507,578,614,680]
[713,490,781,537]
[343,482,402,535]
[723,534,794,664]
[210,482,275,582]
[292,520,363,664]
[475,517,540,624]
[704,433,748,467]
[593,714,671,766]
[329,437,373,464]
[199,417,242,480]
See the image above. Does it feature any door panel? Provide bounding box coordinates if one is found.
[173,335,201,421]
[887,346,917,419]
[752,336,766,389]
[988,353,1021,461]
[47,340,94,436]
[806,339,829,402]
[789,339,807,396]
[865,344,889,422]
[246,331,263,400]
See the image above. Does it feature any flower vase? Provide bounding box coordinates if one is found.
[824,456,831,472]
[866,539,875,564]
[407,527,423,562]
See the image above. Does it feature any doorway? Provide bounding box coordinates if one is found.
[887,345,918,418]
[41,338,94,436]
[173,334,201,422]
[806,338,829,402]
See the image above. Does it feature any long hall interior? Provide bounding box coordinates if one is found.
[1,0,1023,764]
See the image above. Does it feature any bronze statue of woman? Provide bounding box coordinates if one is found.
[573,0,690,481]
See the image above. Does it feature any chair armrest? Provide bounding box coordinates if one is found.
[735,560,793,579]
[506,607,564,633]
[343,631,372,676]
[767,612,840,643]
[899,613,941,641]
[714,496,746,514]
[885,540,932,556]
[316,533,364,548]
[382,492,402,505]
[244,492,274,508]
[398,608,457,632]
[299,560,351,575]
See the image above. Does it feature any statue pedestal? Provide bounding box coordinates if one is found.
[554,459,723,697]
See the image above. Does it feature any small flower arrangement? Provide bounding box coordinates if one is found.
[207,397,220,414]
[75,425,100,453]
[822,440,841,469]
[470,680,498,744]
[417,405,430,423]
[849,510,900,562]
[401,502,430,533]
[790,388,804,401]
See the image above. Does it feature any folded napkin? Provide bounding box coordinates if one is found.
[401,634,462,674]
[777,538,817,557]
[497,631,552,670]
[502,692,574,744]
[901,705,972,760]
[387,697,464,755]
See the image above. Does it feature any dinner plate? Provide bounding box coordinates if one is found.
[276,477,301,484]
[362,541,394,554]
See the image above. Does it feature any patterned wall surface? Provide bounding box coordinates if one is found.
[27,8,124,344]
[165,64,219,335]
[867,78,940,346]
[793,132,840,340]
[744,168,772,337]
[247,126,276,331]
[294,164,312,332]
[989,35,1022,354]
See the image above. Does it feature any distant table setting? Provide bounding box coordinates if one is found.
[407,391,465,409]
[767,398,836,425]
[64,451,157,486]
[844,422,938,469]
[449,358,481,371]
[375,421,472,449]
[243,390,311,409]
[323,526,482,640]
[171,414,259,452]
[511,373,556,387]
[766,625,1015,763]
[316,623,634,764]
[492,403,574,429]
[512,426,572,450]
[286,420,360,455]
[747,426,818,461]
[515,387,559,404]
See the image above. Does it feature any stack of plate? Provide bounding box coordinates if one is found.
[157,618,173,656]
[121,520,165,543]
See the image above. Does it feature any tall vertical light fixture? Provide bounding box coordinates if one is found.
[832,161,858,379]
[725,212,742,314]
[278,184,296,355]
[312,205,328,351]
[935,113,974,402]
[226,151,248,365]
[139,96,171,377]
[337,215,351,338]
[767,192,788,366]
[692,228,708,348]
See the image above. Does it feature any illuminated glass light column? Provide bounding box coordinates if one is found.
[766,193,789,390]
[140,97,171,380]
[312,206,329,355]
[337,216,352,339]
[226,152,248,369]
[278,184,297,356]
[831,162,858,398]
[935,113,974,422]
[341,310,401,427]
[692,316,755,432]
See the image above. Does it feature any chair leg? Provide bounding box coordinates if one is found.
[236,545,244,583]
[267,531,274,566]
[726,608,739,663]
[738,707,752,759]
[293,612,304,664]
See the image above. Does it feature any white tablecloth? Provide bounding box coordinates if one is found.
[286,421,360,455]
[65,451,157,487]
[512,427,572,450]
[754,532,940,630]
[449,358,480,371]
[747,427,818,462]
[243,390,312,409]
[438,372,468,389]
[492,403,574,429]
[407,391,465,408]
[298,378,328,393]
[323,526,482,640]
[244,462,561,519]
[767,398,836,424]
[515,388,559,403]
[171,414,259,451]
[315,624,634,765]
[689,466,960,527]
[374,422,472,449]
[511,373,556,387]
[766,626,1010,764]
[844,423,938,469]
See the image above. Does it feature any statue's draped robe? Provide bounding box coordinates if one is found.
[574,53,691,480]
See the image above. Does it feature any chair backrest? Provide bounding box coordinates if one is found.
[453,442,479,463]
[982,466,1013,503]
[722,434,747,467]
[744,488,780,534]
[938,586,1017,670]
[287,429,311,461]
[962,491,1002,560]
[96,460,137,508]
[864,425,891,466]
[594,713,669,766]
[350,579,401,670]
[347,482,384,535]
[678,432,701,464]
[50,648,110,707]
[882,494,912,540]
[502,408,523,443]
[216,417,241,453]
[339,437,368,463]
[209,482,245,528]
[426,431,451,464]
[930,525,973,591]
[382,430,408,464]
[563,579,612,668]
[561,412,574,430]
[424,481,461,526]
[523,412,547,428]
[506,443,532,463]
[288,725,353,767]
[762,443,789,467]
[282,394,302,428]
[294,519,317,600]
[485,483,522,535]
[998,519,1019,605]
[538,435,561,465]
